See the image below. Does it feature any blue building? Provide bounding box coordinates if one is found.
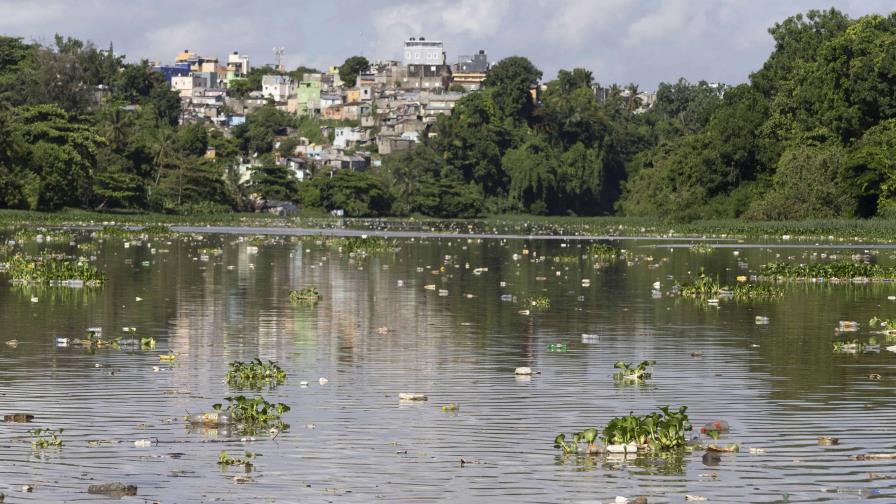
[152,63,191,83]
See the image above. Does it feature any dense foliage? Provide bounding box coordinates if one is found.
[2,9,895,221]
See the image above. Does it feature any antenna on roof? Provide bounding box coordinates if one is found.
[273,46,285,72]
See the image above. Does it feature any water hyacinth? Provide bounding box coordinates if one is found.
[327,236,395,256]
[761,262,896,281]
[289,287,321,304]
[226,358,287,389]
[2,253,104,286]
[677,272,782,302]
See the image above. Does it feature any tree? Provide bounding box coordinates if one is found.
[482,56,542,122]
[227,78,252,99]
[746,142,854,220]
[249,160,299,202]
[320,170,392,217]
[338,56,369,88]
[12,104,105,210]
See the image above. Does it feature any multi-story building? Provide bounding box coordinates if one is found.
[403,37,444,66]
[261,75,295,102]
[227,52,250,76]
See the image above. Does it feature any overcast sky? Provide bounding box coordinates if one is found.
[1,0,893,89]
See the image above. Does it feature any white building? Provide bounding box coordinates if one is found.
[171,75,205,97]
[333,127,368,149]
[403,37,444,66]
[261,75,295,102]
[227,52,250,77]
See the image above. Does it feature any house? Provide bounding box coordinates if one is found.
[261,75,295,102]
[454,50,489,73]
[376,135,415,154]
[404,37,445,66]
[402,64,452,90]
[226,52,250,80]
[320,94,343,109]
[345,89,360,103]
[171,75,205,97]
[296,80,321,116]
[285,157,312,181]
[333,127,369,149]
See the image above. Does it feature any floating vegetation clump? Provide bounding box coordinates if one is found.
[677,272,782,302]
[12,228,74,243]
[97,224,172,238]
[218,450,257,470]
[555,406,691,454]
[328,236,395,256]
[689,243,714,254]
[212,395,290,435]
[226,358,286,389]
[587,243,624,263]
[3,253,104,286]
[869,316,896,333]
[833,339,880,354]
[30,427,63,449]
[289,287,321,304]
[613,360,656,382]
[524,295,551,309]
[760,262,896,281]
[603,406,692,451]
[729,283,784,301]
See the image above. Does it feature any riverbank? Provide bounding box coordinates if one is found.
[5,209,896,242]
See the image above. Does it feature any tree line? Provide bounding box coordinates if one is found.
[0,8,894,221]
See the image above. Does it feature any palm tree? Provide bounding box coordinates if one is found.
[624,83,642,113]
[150,127,176,186]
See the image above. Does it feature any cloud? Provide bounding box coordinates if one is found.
[0,0,891,89]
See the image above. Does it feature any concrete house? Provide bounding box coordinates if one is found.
[261,75,295,102]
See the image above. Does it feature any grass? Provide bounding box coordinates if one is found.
[677,272,783,301]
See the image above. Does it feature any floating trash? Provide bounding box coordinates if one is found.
[398,393,427,401]
[581,333,599,344]
[4,413,34,423]
[818,436,839,445]
[547,343,567,352]
[514,367,533,375]
[755,316,770,324]
[837,321,859,332]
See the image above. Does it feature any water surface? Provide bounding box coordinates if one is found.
[1,231,895,503]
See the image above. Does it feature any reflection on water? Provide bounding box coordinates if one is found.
[1,233,896,502]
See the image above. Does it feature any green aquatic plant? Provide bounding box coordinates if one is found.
[689,243,714,254]
[613,360,656,382]
[218,450,257,470]
[729,283,784,301]
[760,262,896,281]
[213,395,290,435]
[3,253,104,286]
[289,287,321,304]
[524,295,551,309]
[677,272,721,299]
[601,406,691,451]
[869,316,896,332]
[587,243,623,263]
[30,428,63,449]
[226,358,287,389]
[327,236,395,256]
[677,271,781,301]
[555,407,691,455]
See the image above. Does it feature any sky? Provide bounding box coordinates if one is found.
[0,0,894,90]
